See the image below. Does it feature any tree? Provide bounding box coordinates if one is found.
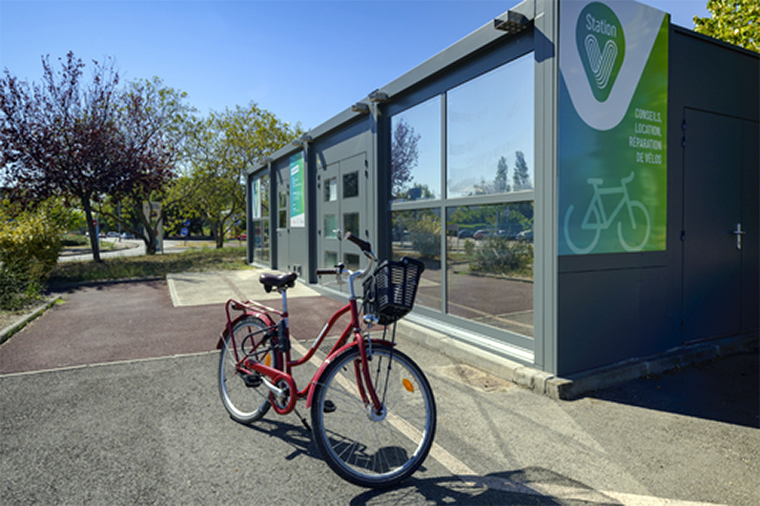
[512,151,532,191]
[177,103,301,248]
[390,118,420,199]
[694,0,759,53]
[495,155,511,193]
[94,77,195,253]
[0,52,176,261]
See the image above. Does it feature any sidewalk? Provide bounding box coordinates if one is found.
[1,269,757,505]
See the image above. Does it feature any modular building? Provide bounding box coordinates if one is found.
[245,0,759,379]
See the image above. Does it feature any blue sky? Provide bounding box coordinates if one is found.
[1,0,710,131]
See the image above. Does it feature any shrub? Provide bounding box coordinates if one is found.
[0,204,64,310]
[408,213,440,258]
[470,236,533,276]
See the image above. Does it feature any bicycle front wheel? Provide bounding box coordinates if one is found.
[310,343,436,488]
[218,316,279,424]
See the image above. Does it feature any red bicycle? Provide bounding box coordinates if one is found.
[216,233,436,488]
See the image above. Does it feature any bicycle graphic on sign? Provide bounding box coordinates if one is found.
[563,172,651,254]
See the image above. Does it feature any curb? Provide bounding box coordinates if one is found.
[553,333,760,399]
[0,297,61,346]
[397,317,759,400]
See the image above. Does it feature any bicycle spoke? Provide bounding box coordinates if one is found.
[311,344,436,487]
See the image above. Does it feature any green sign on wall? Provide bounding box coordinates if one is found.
[289,152,305,228]
[559,0,669,255]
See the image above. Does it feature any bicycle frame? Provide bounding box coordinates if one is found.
[218,256,389,417]
[581,171,637,230]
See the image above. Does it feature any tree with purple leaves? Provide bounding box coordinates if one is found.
[1,52,177,261]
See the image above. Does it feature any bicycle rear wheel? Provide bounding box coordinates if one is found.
[218,316,279,424]
[310,343,436,488]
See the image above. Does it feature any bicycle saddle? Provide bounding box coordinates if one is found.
[259,272,298,293]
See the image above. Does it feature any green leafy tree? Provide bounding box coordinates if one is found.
[177,103,302,248]
[94,77,196,253]
[694,0,759,53]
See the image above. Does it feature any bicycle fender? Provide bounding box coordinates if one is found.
[305,339,395,409]
[215,311,277,349]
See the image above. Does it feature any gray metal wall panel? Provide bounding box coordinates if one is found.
[556,27,759,377]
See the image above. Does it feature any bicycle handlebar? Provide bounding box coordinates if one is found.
[315,233,376,298]
[344,232,372,254]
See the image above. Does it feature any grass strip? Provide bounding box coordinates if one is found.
[48,247,249,285]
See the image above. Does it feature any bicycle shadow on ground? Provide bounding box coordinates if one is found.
[239,416,322,461]
[350,467,623,505]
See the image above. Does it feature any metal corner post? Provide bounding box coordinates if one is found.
[533,0,560,373]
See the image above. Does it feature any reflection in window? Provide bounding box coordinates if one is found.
[391,209,441,311]
[343,172,359,198]
[324,215,338,239]
[446,202,534,336]
[325,251,338,269]
[344,253,360,272]
[344,212,359,238]
[325,178,337,202]
[390,96,441,201]
[253,221,269,263]
[447,53,534,198]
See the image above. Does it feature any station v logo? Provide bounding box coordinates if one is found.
[577,2,625,102]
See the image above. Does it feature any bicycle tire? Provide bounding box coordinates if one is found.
[617,200,651,252]
[218,316,279,424]
[563,204,601,254]
[310,343,436,488]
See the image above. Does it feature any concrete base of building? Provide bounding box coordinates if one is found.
[397,317,759,400]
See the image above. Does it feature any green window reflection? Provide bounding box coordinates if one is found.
[446,202,534,336]
[344,212,359,238]
[391,209,441,311]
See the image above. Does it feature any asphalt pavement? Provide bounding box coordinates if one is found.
[0,270,758,505]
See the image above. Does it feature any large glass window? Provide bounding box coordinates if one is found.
[388,51,535,341]
[390,96,441,201]
[251,174,270,263]
[447,54,534,198]
[447,203,533,336]
[391,209,441,311]
[278,188,288,229]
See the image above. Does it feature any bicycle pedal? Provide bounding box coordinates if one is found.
[242,373,262,388]
[323,400,337,413]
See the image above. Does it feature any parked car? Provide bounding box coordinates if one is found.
[516,229,533,242]
[106,232,119,238]
[236,233,247,241]
[473,229,506,240]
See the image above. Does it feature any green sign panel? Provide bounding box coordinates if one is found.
[559,0,669,255]
[289,152,305,228]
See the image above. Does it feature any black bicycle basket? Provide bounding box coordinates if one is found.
[362,257,425,326]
